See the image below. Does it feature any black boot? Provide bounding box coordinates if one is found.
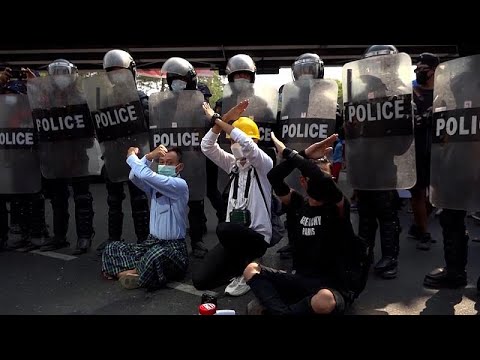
[73,193,94,255]
[424,267,467,288]
[192,240,208,259]
[8,199,28,249]
[424,209,468,289]
[24,193,50,251]
[357,191,378,265]
[374,257,398,279]
[41,191,70,251]
[416,232,433,251]
[376,191,400,279]
[97,193,124,256]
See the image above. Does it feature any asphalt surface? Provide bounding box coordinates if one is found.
[1,171,480,315]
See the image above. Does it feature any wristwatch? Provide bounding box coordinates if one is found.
[211,112,222,123]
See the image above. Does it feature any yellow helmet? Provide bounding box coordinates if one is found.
[226,116,260,140]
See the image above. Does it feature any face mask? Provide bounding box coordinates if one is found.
[171,79,187,93]
[234,78,250,84]
[416,71,430,85]
[298,74,314,81]
[230,143,244,159]
[53,75,73,90]
[157,164,177,177]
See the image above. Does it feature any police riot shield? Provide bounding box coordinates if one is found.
[218,82,278,190]
[342,52,416,190]
[83,69,151,183]
[430,55,480,211]
[0,94,41,194]
[27,75,102,179]
[280,79,338,192]
[149,90,207,201]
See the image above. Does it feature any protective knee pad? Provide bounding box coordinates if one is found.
[130,193,149,212]
[358,210,378,246]
[107,193,125,210]
[29,193,48,237]
[9,199,23,225]
[74,193,93,209]
[74,194,94,239]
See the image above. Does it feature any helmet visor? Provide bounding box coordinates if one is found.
[48,61,76,76]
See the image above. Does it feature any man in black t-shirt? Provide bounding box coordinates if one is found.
[243,132,367,315]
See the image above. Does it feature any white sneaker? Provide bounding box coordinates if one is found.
[225,275,250,297]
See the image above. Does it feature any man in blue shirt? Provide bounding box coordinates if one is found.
[102,145,189,290]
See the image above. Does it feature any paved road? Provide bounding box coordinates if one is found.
[1,173,479,315]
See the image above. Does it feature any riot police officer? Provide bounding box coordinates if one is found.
[423,55,479,289]
[34,59,95,254]
[0,78,49,252]
[151,57,209,258]
[278,53,343,259]
[96,50,150,255]
[350,45,405,279]
[0,72,49,252]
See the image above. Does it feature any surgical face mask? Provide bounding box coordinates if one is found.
[416,71,431,85]
[53,75,73,90]
[171,79,187,93]
[298,74,314,81]
[234,78,250,84]
[107,69,133,85]
[230,143,244,159]
[157,164,177,177]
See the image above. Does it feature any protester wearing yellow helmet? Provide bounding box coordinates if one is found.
[226,117,260,140]
[193,99,273,297]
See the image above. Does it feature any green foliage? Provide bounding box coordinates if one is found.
[198,71,226,106]
[333,79,343,105]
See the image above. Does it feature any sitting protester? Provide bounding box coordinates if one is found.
[193,99,273,297]
[101,145,189,290]
[244,132,370,315]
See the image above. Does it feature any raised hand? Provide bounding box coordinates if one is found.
[270,131,286,155]
[223,99,249,123]
[304,134,338,160]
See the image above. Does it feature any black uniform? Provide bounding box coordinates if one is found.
[424,69,474,289]
[349,74,410,279]
[97,90,150,254]
[0,82,48,251]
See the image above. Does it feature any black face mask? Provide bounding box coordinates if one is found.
[416,71,431,85]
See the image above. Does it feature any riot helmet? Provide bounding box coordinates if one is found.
[103,49,137,80]
[47,59,78,90]
[292,53,324,81]
[363,45,398,58]
[226,54,256,83]
[161,57,197,92]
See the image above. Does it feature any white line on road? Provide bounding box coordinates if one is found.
[166,281,217,297]
[28,250,77,261]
